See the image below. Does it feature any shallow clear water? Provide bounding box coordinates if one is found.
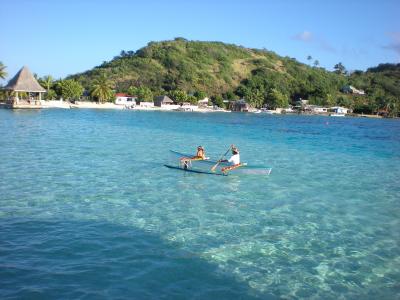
[0,109,399,299]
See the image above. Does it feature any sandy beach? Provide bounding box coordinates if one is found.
[40,100,230,113]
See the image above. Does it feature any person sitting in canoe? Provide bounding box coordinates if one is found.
[180,146,207,169]
[179,146,206,160]
[219,146,242,173]
[194,146,206,160]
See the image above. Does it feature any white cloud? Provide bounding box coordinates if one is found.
[292,31,313,42]
[292,31,336,53]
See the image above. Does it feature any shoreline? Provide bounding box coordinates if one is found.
[46,101,389,118]
[49,100,231,113]
[0,100,391,118]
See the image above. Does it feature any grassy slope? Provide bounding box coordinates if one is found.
[69,39,399,113]
[70,39,327,94]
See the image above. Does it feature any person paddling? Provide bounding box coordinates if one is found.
[219,145,242,173]
[211,145,239,172]
[220,146,240,164]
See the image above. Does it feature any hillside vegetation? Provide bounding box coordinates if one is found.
[66,38,399,115]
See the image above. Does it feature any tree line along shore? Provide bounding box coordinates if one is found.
[1,39,399,117]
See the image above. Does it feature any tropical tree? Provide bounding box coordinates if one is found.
[334,62,346,75]
[387,98,399,117]
[127,86,153,101]
[194,90,207,100]
[245,88,264,108]
[187,95,198,104]
[91,75,114,103]
[46,89,57,100]
[0,62,7,79]
[307,55,312,64]
[40,75,53,92]
[136,86,153,102]
[314,60,320,67]
[266,88,288,108]
[39,75,55,100]
[224,90,238,100]
[127,86,138,96]
[212,95,225,108]
[58,79,84,101]
[168,89,188,103]
[337,95,354,108]
[324,93,336,106]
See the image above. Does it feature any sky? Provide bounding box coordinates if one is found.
[1,0,399,83]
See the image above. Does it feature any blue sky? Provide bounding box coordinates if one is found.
[1,0,399,83]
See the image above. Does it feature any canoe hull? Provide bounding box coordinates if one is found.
[167,150,272,176]
[164,164,226,176]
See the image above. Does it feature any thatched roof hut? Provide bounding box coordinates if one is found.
[3,66,45,108]
[154,95,174,107]
[4,66,46,92]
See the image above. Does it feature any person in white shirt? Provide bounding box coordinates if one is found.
[228,147,240,165]
[220,146,241,173]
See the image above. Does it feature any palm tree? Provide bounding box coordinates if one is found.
[386,98,399,117]
[39,75,54,100]
[42,75,53,92]
[314,60,320,67]
[91,74,114,103]
[0,62,7,79]
[334,62,346,75]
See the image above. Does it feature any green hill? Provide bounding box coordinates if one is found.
[347,64,400,114]
[68,38,399,115]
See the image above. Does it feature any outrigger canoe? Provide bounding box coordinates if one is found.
[165,150,272,176]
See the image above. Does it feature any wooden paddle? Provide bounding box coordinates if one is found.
[211,145,232,172]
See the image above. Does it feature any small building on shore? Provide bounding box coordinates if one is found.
[197,97,209,107]
[329,106,351,114]
[295,99,309,106]
[305,105,328,114]
[293,99,309,111]
[154,95,174,107]
[3,66,46,109]
[115,93,137,106]
[230,99,250,112]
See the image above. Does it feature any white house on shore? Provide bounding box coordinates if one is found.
[329,106,351,114]
[115,93,137,106]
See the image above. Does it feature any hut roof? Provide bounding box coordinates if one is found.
[154,95,174,103]
[4,66,46,92]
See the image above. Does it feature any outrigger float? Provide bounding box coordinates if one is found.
[165,150,272,176]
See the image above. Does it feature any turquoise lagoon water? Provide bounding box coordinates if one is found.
[0,109,399,299]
